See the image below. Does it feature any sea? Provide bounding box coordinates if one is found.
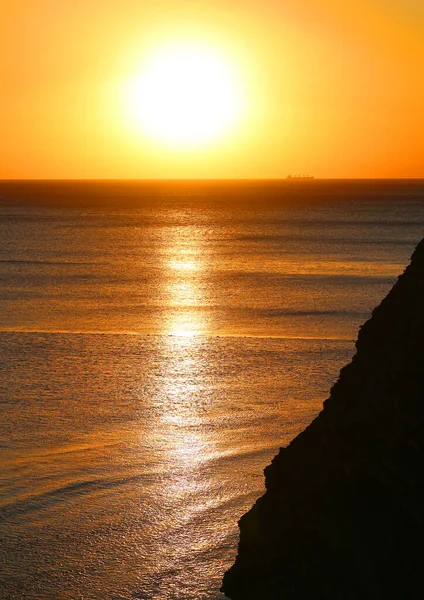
[1,180,423,600]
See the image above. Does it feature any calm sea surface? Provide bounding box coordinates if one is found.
[1,180,423,599]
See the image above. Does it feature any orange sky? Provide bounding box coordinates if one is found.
[1,0,424,179]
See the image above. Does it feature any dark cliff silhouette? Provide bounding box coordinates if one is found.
[222,238,424,599]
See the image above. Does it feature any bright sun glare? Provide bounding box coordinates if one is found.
[123,41,245,148]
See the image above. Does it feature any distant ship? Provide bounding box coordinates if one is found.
[286,175,314,180]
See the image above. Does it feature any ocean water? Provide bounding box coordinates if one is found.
[1,180,423,599]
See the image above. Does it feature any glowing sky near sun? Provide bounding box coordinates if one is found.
[1,0,423,179]
[121,40,247,148]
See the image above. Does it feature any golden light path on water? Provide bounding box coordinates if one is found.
[138,219,224,591]
[165,224,206,337]
[162,220,208,471]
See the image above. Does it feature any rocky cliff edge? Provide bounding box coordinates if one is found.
[222,238,424,600]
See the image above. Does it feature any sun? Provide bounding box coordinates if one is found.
[123,40,245,148]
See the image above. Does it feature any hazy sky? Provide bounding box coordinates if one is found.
[2,0,424,178]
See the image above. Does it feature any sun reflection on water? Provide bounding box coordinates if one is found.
[163,223,208,337]
[157,220,214,502]
[168,313,202,337]
[169,258,199,272]
[157,335,212,506]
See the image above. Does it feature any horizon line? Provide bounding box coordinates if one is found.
[1,177,424,183]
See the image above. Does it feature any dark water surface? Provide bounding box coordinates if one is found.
[1,180,423,599]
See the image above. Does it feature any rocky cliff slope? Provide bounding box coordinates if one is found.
[222,238,424,599]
